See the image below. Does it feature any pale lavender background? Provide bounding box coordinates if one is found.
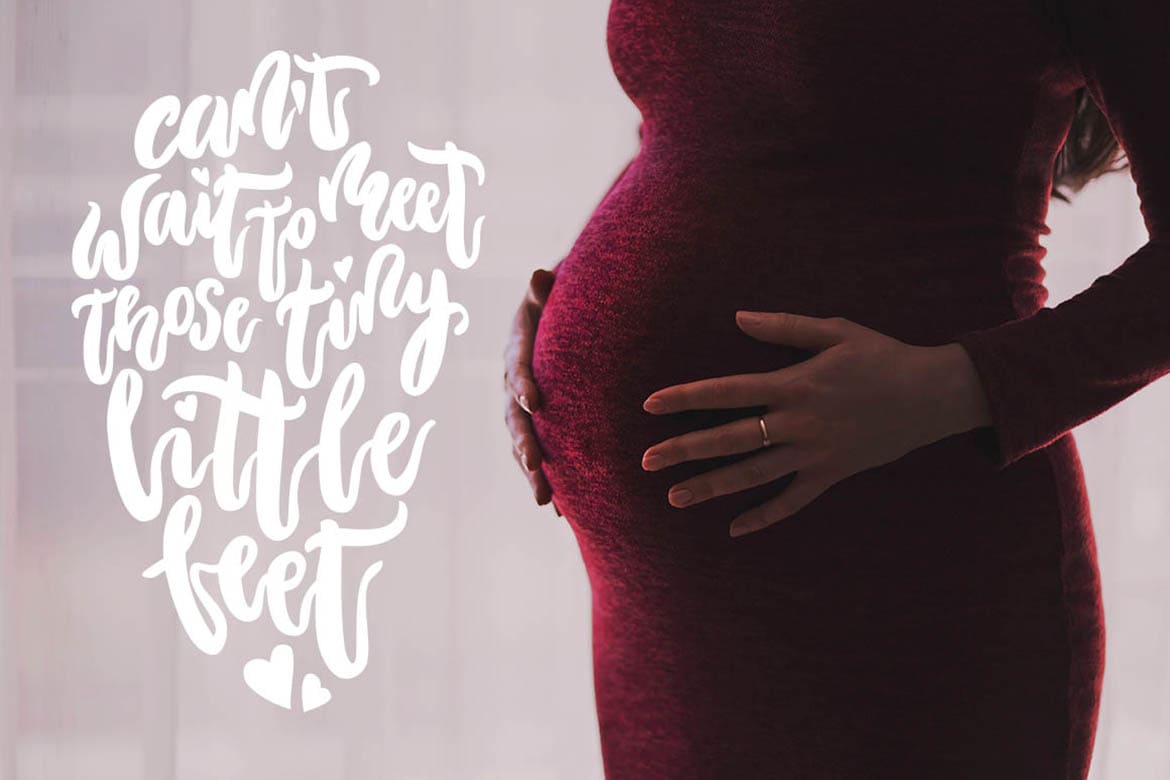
[0,1,1168,779]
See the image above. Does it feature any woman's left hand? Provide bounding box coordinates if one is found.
[641,310,988,538]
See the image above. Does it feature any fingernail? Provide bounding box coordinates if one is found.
[518,394,531,413]
[668,488,693,507]
[642,453,665,470]
[737,310,764,322]
[522,452,531,470]
[729,517,753,537]
[643,397,667,413]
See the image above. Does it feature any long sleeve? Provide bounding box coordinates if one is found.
[953,0,1170,471]
[551,121,643,279]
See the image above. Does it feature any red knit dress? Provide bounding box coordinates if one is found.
[529,1,1169,777]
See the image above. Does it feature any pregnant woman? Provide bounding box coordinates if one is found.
[503,1,1168,777]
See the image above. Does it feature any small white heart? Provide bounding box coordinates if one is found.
[174,394,197,422]
[301,673,332,712]
[243,644,294,710]
[332,255,354,283]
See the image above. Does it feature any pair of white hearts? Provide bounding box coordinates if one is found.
[243,644,332,712]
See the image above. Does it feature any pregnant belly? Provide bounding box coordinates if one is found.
[527,161,1018,559]
[528,173,841,551]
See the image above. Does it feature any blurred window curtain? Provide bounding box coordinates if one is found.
[2,0,19,775]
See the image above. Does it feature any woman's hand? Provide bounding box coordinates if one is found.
[641,311,990,537]
[503,268,561,515]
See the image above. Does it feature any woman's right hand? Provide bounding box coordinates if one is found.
[503,267,561,515]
